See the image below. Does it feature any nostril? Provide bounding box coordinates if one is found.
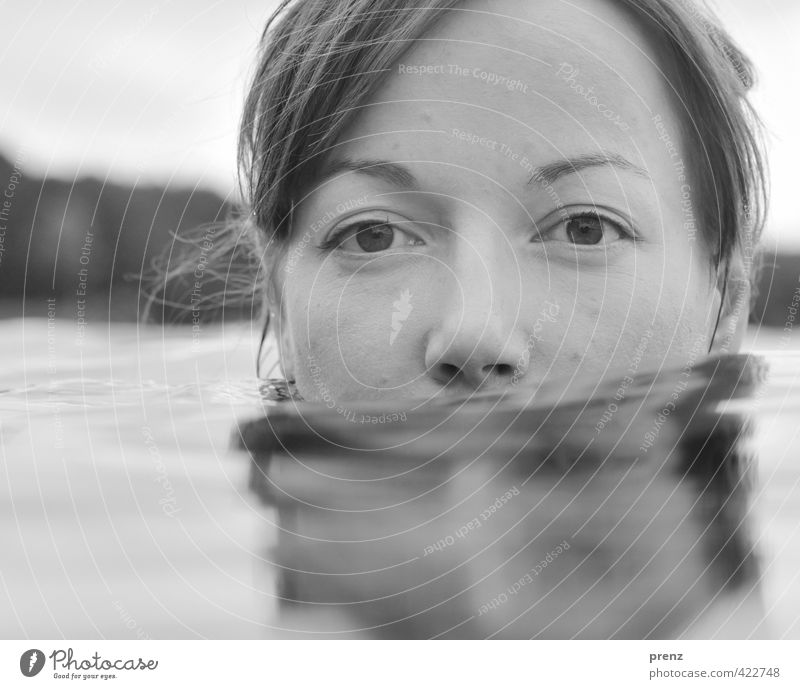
[485,363,514,378]
[430,361,517,388]
[438,363,461,382]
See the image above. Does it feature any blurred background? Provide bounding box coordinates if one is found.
[0,0,798,325]
[0,0,277,322]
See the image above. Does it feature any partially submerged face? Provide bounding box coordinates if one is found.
[274,0,726,405]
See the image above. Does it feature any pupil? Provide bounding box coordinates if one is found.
[566,215,603,245]
[355,223,393,252]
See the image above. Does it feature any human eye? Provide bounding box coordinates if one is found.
[532,207,636,248]
[318,212,425,255]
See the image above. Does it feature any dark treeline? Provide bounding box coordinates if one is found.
[0,151,256,323]
[751,249,800,330]
[0,151,797,327]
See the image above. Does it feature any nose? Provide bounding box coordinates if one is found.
[426,339,522,389]
[424,235,529,391]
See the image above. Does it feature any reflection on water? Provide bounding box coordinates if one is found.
[239,355,767,639]
[1,318,799,639]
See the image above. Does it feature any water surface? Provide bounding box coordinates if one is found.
[1,318,799,638]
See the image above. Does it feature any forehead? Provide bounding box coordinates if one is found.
[333,0,683,185]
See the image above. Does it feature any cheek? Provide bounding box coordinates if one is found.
[542,255,714,376]
[287,270,433,396]
[635,248,717,363]
[549,269,642,369]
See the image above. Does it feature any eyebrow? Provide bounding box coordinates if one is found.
[317,158,419,189]
[528,152,651,187]
[316,151,650,190]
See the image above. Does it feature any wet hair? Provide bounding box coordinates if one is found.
[210,0,768,374]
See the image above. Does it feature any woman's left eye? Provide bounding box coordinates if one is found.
[538,211,630,246]
[321,216,424,254]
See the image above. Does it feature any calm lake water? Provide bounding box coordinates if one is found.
[1,317,798,639]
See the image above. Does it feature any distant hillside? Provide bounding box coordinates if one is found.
[751,248,800,329]
[0,151,254,322]
[0,150,797,328]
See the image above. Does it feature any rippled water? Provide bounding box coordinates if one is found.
[1,318,799,638]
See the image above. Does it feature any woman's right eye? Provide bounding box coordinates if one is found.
[320,216,424,254]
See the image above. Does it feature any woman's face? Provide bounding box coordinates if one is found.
[274,0,723,405]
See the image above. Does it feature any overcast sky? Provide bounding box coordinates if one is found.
[2,0,797,248]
